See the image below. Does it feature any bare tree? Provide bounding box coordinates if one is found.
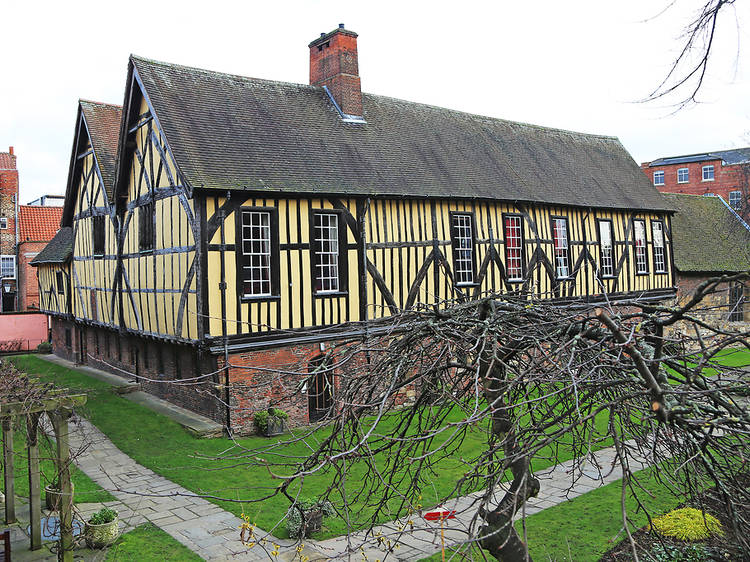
[646,0,739,108]
[217,274,750,561]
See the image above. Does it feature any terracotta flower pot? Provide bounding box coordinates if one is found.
[84,518,119,549]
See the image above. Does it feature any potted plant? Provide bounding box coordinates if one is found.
[44,480,74,511]
[253,407,289,437]
[84,507,119,548]
[286,497,335,538]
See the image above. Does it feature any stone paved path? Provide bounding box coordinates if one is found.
[62,416,647,561]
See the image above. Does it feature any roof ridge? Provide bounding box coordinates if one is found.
[130,54,319,92]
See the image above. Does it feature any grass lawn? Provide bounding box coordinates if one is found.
[420,465,682,561]
[0,422,115,505]
[105,523,203,561]
[11,355,614,539]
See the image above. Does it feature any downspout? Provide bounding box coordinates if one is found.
[219,193,231,435]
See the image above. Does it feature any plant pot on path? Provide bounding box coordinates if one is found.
[44,482,74,511]
[84,507,119,549]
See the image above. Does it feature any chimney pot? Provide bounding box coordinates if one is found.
[309,26,362,117]
[320,32,325,37]
[8,147,13,156]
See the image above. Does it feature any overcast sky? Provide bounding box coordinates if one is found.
[2,0,749,203]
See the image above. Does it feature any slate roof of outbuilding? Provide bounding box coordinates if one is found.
[18,206,63,242]
[666,193,750,273]
[131,56,672,212]
[30,227,73,265]
[80,100,122,199]
[648,147,750,167]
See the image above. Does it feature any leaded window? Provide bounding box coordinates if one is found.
[451,213,475,285]
[240,210,272,297]
[598,221,614,277]
[56,271,64,294]
[552,217,570,279]
[729,282,745,322]
[313,212,340,293]
[633,219,648,274]
[0,256,15,278]
[652,221,666,273]
[139,201,154,252]
[729,190,742,209]
[504,215,524,281]
[93,215,105,256]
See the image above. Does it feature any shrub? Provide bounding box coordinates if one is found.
[285,498,335,538]
[651,544,713,562]
[36,341,52,353]
[651,507,723,542]
[89,507,118,525]
[253,407,289,433]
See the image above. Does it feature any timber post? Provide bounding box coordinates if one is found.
[49,410,74,562]
[26,413,42,550]
[1,418,15,524]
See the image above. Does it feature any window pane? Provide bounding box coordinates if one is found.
[314,213,339,293]
[452,214,474,285]
[240,211,272,296]
[652,222,666,273]
[552,218,569,279]
[504,216,523,280]
[634,220,648,274]
[598,222,613,277]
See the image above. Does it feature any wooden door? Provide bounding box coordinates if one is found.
[308,356,333,422]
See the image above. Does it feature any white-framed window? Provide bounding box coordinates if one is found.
[702,165,715,181]
[239,210,272,297]
[451,213,475,285]
[0,255,15,279]
[598,220,614,277]
[0,217,7,229]
[504,215,524,281]
[677,168,689,183]
[703,192,716,197]
[633,219,648,274]
[552,217,570,279]
[312,212,340,293]
[652,221,666,273]
[729,190,742,209]
[653,171,665,186]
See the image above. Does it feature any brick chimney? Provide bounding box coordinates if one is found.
[309,24,362,117]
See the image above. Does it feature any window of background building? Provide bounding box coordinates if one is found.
[677,168,689,183]
[702,165,715,181]
[0,256,15,278]
[0,217,7,229]
[653,171,664,186]
[451,213,475,285]
[729,190,742,209]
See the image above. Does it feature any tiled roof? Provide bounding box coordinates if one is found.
[130,56,672,212]
[666,193,750,273]
[0,151,16,170]
[18,205,63,242]
[648,147,750,167]
[30,227,73,265]
[80,100,122,199]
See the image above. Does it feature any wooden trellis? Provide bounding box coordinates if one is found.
[1,391,86,562]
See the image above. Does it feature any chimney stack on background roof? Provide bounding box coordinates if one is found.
[309,24,363,117]
[8,147,13,156]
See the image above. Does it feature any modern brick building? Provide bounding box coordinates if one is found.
[641,148,750,220]
[17,205,63,310]
[0,147,19,311]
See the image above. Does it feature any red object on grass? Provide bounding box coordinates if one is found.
[424,510,456,521]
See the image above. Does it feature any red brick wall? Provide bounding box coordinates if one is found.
[0,156,18,258]
[17,241,48,310]
[51,317,77,363]
[309,29,362,116]
[641,159,748,217]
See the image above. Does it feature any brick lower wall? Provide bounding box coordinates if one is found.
[51,317,77,363]
[221,338,416,435]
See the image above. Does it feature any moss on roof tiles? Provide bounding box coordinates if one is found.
[666,193,750,273]
[131,55,672,212]
[30,227,73,265]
